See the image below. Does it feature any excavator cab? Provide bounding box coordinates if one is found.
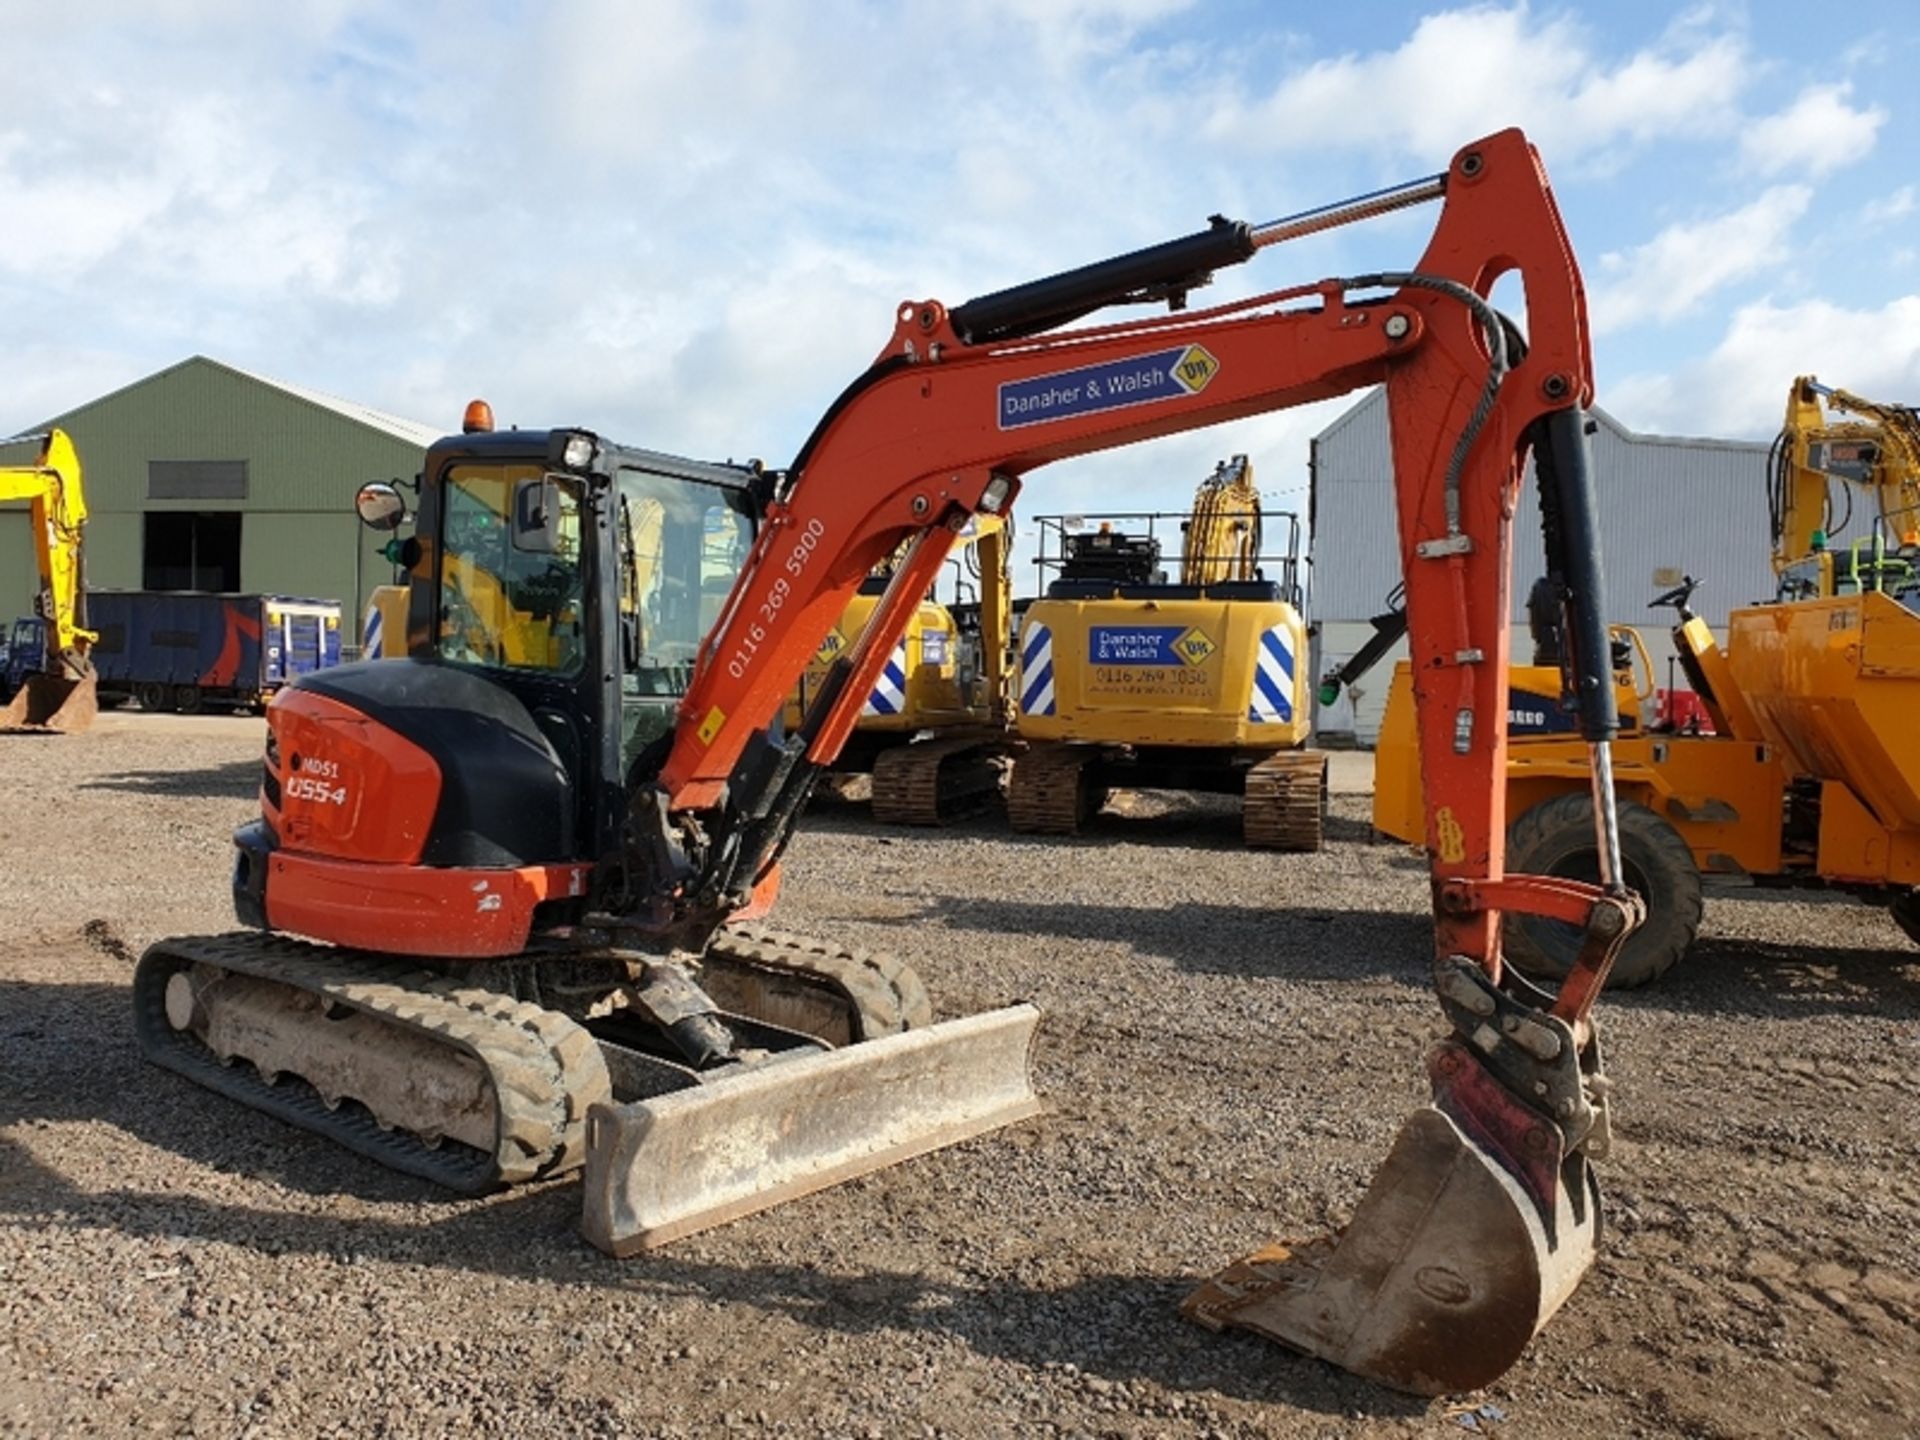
[220,425,784,963]
[143,417,1040,1254]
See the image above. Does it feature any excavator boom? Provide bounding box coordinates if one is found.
[1773,375,1920,596]
[0,428,97,731]
[1182,454,1262,586]
[588,129,1642,1391]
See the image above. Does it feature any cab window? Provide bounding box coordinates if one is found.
[436,465,586,675]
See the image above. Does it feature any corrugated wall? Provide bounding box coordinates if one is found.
[1309,388,1776,629]
[1308,389,1777,744]
[0,358,425,627]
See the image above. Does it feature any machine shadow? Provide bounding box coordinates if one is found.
[906,894,1433,985]
[1611,935,1920,1021]
[0,1134,1422,1419]
[0,977,444,1205]
[799,794,1382,853]
[80,759,261,800]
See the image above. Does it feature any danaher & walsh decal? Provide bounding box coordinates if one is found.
[999,344,1220,429]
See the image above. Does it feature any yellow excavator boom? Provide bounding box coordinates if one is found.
[1774,376,1920,594]
[1181,453,1261,586]
[0,428,97,730]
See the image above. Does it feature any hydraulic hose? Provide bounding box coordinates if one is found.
[1342,272,1510,537]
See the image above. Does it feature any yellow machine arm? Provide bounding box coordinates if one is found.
[0,429,95,664]
[962,513,1013,723]
[1774,376,1920,594]
[1181,454,1261,586]
[0,428,96,730]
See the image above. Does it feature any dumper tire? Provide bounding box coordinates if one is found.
[1887,891,1920,947]
[1503,792,1700,990]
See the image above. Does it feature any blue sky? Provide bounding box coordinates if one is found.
[5,2,1917,584]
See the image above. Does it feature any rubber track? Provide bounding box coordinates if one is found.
[712,924,934,1036]
[1006,744,1107,835]
[1243,749,1327,851]
[133,933,611,1194]
[869,734,1009,826]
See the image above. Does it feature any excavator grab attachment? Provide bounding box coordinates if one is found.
[582,1002,1042,1253]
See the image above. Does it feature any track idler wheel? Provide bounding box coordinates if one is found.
[1184,1043,1600,1396]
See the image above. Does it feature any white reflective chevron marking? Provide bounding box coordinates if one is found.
[864,639,911,716]
[1019,621,1056,717]
[1248,624,1296,723]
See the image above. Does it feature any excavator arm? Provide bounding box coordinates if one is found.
[638,130,1629,969]
[0,428,97,730]
[1182,453,1262,585]
[1774,376,1920,594]
[597,129,1642,1394]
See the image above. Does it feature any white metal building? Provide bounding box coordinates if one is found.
[1308,388,1775,744]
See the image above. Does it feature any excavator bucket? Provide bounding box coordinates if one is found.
[582,1002,1042,1254]
[1184,1095,1600,1396]
[0,671,97,732]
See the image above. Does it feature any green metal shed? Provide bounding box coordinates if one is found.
[1,356,440,651]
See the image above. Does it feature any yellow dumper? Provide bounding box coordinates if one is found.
[1375,376,1920,985]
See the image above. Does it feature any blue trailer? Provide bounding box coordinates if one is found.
[0,616,41,701]
[88,592,343,713]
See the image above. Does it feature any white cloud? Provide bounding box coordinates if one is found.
[1740,83,1886,177]
[0,1,1910,561]
[1863,186,1916,226]
[1606,295,1920,437]
[1589,187,1811,334]
[1204,7,1749,166]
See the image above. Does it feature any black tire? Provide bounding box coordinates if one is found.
[136,682,171,713]
[1503,792,1701,989]
[172,684,204,715]
[95,691,129,711]
[1079,780,1110,826]
[1888,891,1920,947]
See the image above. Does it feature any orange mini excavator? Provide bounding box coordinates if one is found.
[138,129,1639,1396]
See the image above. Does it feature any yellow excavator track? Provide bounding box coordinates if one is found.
[1005,743,1112,835]
[869,732,1013,825]
[1242,749,1328,851]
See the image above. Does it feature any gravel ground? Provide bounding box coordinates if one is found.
[2,715,1917,1438]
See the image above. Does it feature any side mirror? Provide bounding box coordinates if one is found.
[356,481,409,532]
[512,476,563,553]
[621,610,643,670]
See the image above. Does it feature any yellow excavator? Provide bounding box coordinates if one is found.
[1007,455,1325,847]
[0,428,96,731]
[783,516,1014,823]
[1374,374,1920,986]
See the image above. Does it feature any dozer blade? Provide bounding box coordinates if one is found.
[1183,1103,1599,1396]
[0,672,97,732]
[582,1002,1041,1255]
